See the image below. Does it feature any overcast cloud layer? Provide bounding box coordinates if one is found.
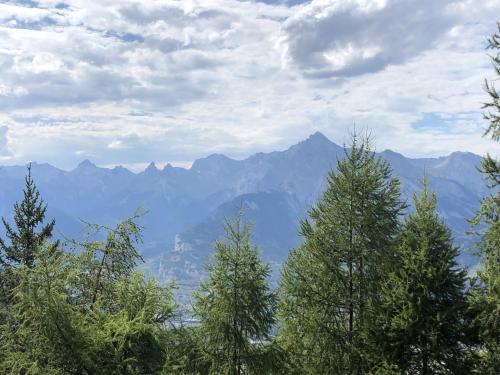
[0,0,499,170]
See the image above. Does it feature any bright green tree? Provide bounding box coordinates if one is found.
[468,22,500,374]
[278,134,404,374]
[380,180,469,374]
[0,216,179,375]
[161,325,211,375]
[193,211,278,375]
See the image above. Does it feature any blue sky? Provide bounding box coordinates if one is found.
[0,0,499,170]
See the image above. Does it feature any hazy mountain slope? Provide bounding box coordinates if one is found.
[155,191,302,295]
[156,138,485,288]
[0,132,487,288]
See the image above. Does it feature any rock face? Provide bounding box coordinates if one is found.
[0,133,486,290]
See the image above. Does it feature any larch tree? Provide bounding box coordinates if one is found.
[0,215,179,375]
[278,133,404,374]
[193,211,278,375]
[468,22,500,374]
[380,180,469,374]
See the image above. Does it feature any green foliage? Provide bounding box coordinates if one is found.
[483,23,500,142]
[380,180,470,374]
[66,214,145,309]
[0,164,58,373]
[278,133,404,374]
[0,217,179,375]
[0,163,56,269]
[0,164,57,317]
[468,186,500,373]
[193,211,278,375]
[467,22,500,374]
[161,326,211,375]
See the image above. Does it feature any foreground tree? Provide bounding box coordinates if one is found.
[194,212,278,375]
[0,164,57,371]
[0,164,56,308]
[278,134,404,374]
[380,181,469,374]
[0,216,178,374]
[468,22,500,374]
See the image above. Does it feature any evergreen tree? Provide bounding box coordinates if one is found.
[278,134,404,374]
[0,164,57,367]
[0,163,56,269]
[468,22,500,374]
[380,180,469,374]
[193,211,278,375]
[0,215,179,374]
[161,326,211,375]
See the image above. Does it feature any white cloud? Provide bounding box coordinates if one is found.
[0,125,11,156]
[25,52,64,73]
[0,3,52,24]
[107,133,142,150]
[0,0,498,169]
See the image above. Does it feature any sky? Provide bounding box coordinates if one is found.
[0,0,499,171]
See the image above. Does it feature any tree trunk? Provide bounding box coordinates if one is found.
[422,348,428,375]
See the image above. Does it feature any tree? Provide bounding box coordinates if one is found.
[278,134,404,374]
[468,22,500,374]
[0,163,56,269]
[0,164,58,370]
[161,325,211,375]
[380,180,469,374]
[0,215,179,374]
[193,211,278,375]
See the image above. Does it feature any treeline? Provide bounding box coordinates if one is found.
[0,26,499,375]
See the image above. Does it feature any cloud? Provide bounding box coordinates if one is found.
[23,52,64,73]
[0,1,233,111]
[0,126,11,156]
[107,133,142,150]
[0,0,498,170]
[279,0,458,78]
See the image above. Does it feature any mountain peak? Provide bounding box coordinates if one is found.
[76,159,96,169]
[381,149,405,159]
[145,161,159,173]
[308,131,329,142]
[191,153,235,172]
[300,131,333,147]
[289,131,335,153]
[448,151,479,159]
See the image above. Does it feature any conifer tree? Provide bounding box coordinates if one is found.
[0,164,57,354]
[380,180,469,374]
[0,163,56,269]
[278,134,404,374]
[194,211,278,375]
[468,22,500,374]
[0,216,179,374]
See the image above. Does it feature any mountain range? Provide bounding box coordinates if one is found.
[0,132,487,295]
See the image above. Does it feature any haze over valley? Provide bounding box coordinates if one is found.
[0,132,485,293]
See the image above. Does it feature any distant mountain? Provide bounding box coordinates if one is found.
[0,132,487,293]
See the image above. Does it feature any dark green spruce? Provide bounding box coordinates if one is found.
[0,163,56,269]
